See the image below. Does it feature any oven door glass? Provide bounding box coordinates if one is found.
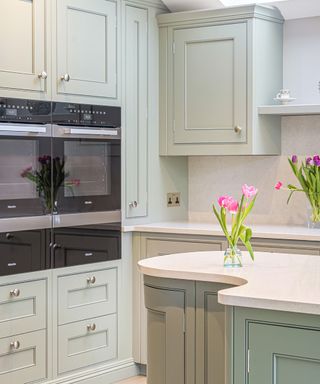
[53,137,120,214]
[0,135,51,218]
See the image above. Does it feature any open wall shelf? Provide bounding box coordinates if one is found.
[258,104,320,116]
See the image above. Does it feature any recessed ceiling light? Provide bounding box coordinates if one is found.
[220,0,288,6]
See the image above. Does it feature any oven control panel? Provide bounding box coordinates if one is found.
[0,98,51,123]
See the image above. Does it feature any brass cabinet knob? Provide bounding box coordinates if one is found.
[86,323,96,331]
[10,288,20,297]
[38,71,48,80]
[10,340,20,350]
[86,276,96,284]
[234,126,242,134]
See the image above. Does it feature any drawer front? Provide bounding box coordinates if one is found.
[0,329,46,384]
[0,230,44,276]
[0,279,46,338]
[53,232,120,268]
[58,314,117,374]
[58,268,117,325]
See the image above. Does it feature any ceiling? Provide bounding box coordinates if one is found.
[161,0,320,19]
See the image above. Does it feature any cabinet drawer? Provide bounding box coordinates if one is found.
[0,279,46,338]
[58,268,117,325]
[58,314,117,374]
[0,329,46,384]
[52,232,120,268]
[0,230,44,276]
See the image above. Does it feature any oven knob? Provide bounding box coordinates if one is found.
[60,73,71,82]
[38,71,48,80]
[129,201,138,208]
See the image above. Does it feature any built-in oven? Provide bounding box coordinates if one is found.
[0,98,52,218]
[51,102,121,215]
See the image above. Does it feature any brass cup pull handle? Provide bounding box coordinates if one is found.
[86,276,96,284]
[234,126,242,134]
[86,323,96,331]
[38,71,48,80]
[10,341,20,350]
[61,73,70,82]
[10,289,20,297]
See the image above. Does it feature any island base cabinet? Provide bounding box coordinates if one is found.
[143,276,230,384]
[249,323,320,384]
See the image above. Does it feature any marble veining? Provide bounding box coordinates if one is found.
[138,251,320,315]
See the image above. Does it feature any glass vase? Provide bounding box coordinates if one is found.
[224,245,243,268]
[307,197,320,229]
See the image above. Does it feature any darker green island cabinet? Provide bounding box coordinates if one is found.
[144,276,320,384]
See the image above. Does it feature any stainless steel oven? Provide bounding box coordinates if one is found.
[0,98,52,218]
[52,102,121,214]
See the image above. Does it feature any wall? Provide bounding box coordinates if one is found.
[188,17,320,226]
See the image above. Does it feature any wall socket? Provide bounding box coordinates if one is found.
[167,192,181,207]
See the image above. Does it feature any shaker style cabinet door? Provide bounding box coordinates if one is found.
[125,5,148,218]
[0,0,49,98]
[248,323,320,384]
[173,23,247,144]
[55,0,117,101]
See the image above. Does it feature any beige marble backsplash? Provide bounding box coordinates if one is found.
[188,116,320,225]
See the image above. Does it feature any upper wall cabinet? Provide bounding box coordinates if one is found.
[0,0,50,100]
[159,5,284,156]
[53,0,119,105]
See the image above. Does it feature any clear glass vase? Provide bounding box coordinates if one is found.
[307,200,320,229]
[224,246,243,268]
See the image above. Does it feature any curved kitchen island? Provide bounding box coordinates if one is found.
[138,251,320,384]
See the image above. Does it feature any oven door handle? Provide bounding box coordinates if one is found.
[66,128,119,137]
[0,124,49,135]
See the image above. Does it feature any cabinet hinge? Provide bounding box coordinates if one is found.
[172,42,176,54]
[247,349,250,374]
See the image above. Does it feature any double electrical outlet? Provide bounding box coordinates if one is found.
[167,192,181,207]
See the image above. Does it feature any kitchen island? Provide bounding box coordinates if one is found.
[138,251,320,384]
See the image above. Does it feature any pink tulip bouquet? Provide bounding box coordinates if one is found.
[213,184,258,267]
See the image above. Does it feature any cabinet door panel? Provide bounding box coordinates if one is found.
[173,23,247,144]
[56,0,117,99]
[125,5,148,218]
[0,329,46,384]
[58,314,117,374]
[249,323,320,384]
[0,0,47,95]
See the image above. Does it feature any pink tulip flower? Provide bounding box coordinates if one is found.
[275,181,283,190]
[227,199,239,214]
[242,184,258,198]
[218,195,233,208]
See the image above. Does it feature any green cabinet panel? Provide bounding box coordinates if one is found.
[125,5,148,218]
[0,0,50,99]
[249,323,320,384]
[173,23,247,145]
[54,0,118,103]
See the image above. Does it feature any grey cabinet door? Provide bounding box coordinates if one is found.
[249,323,320,384]
[56,0,117,100]
[144,284,187,384]
[173,23,247,144]
[125,5,148,218]
[0,0,48,97]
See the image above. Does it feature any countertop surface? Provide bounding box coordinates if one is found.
[138,251,320,315]
[123,221,320,242]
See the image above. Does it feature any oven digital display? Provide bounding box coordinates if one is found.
[83,114,93,121]
[6,108,17,116]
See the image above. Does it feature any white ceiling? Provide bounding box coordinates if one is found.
[161,0,320,19]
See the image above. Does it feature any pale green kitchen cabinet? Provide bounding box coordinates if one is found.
[0,0,51,100]
[124,4,148,218]
[159,5,284,155]
[53,0,120,105]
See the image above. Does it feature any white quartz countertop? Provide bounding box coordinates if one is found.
[123,221,320,242]
[138,251,320,315]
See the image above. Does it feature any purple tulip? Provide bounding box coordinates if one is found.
[313,155,320,167]
[291,155,298,164]
[306,157,313,166]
